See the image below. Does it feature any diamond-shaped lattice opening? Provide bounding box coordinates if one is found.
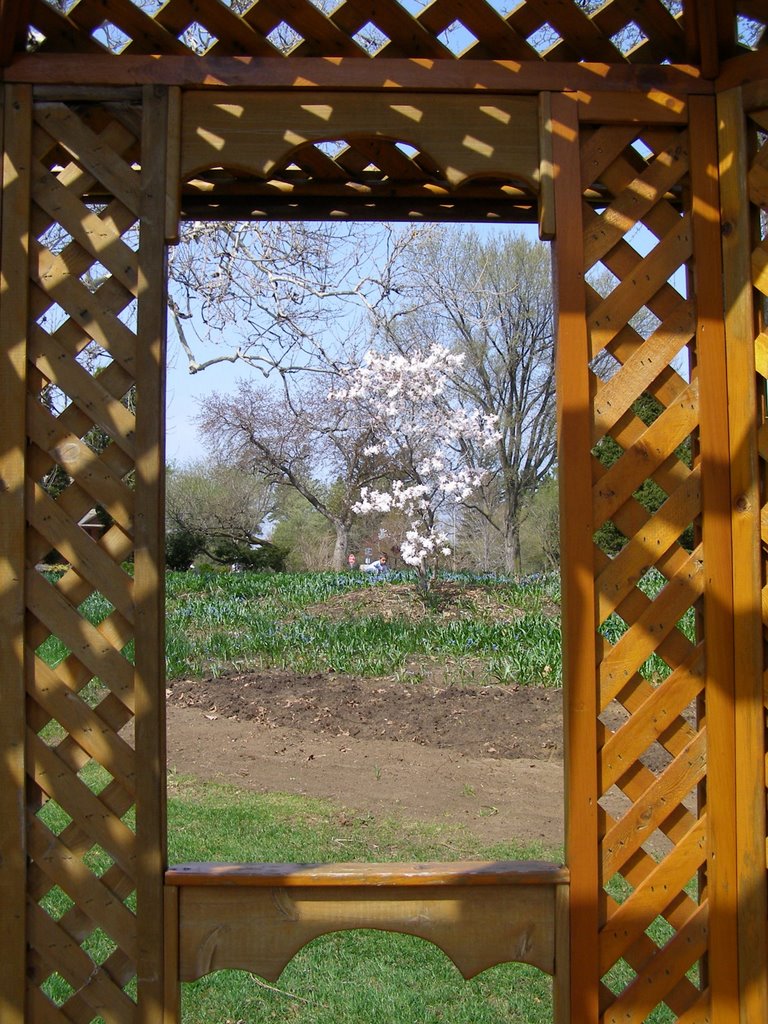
[591,350,621,380]
[587,265,620,298]
[77,589,116,625]
[527,23,562,54]
[75,340,110,372]
[315,140,347,160]
[610,22,647,56]
[84,842,118,880]
[594,519,628,556]
[36,797,74,837]
[599,610,629,645]
[38,223,74,257]
[79,259,110,291]
[352,22,390,53]
[92,21,132,53]
[39,883,77,923]
[42,970,77,1007]
[266,21,303,53]
[36,631,72,669]
[738,15,766,48]
[36,301,72,336]
[82,926,120,965]
[602,956,637,996]
[181,22,217,55]
[439,20,479,56]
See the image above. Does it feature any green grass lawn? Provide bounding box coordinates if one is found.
[167,774,560,1024]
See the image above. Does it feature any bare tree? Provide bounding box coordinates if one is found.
[167,222,416,379]
[195,378,390,569]
[166,461,276,561]
[376,227,557,573]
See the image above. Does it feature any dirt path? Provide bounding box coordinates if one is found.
[166,670,565,848]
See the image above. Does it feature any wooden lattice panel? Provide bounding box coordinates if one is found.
[23,0,695,64]
[579,123,708,1021]
[18,95,162,1023]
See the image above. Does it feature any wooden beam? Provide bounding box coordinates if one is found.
[0,81,32,1024]
[717,85,768,1024]
[180,91,541,190]
[135,83,170,1024]
[0,0,31,68]
[718,49,768,105]
[2,54,713,93]
[538,92,555,240]
[550,91,601,1024]
[689,92,740,1024]
[166,861,569,984]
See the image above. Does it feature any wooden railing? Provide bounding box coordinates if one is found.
[164,860,570,1021]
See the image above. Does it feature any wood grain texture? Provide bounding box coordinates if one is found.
[538,92,555,241]
[3,56,710,91]
[174,880,562,982]
[134,83,169,1024]
[717,86,768,1024]
[181,92,541,188]
[689,92,740,1024]
[550,91,601,1024]
[166,860,569,887]
[0,80,31,1024]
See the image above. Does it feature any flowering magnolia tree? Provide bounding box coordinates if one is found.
[333,345,499,590]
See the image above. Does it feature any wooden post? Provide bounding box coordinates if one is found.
[135,84,170,1024]
[717,85,768,1024]
[689,93,741,1024]
[0,82,31,1024]
[550,92,600,1023]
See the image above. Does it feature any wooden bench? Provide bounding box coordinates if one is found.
[164,860,570,1021]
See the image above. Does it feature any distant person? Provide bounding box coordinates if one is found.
[362,553,390,575]
[347,553,358,570]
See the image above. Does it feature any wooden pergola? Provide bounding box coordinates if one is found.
[1,1,768,1021]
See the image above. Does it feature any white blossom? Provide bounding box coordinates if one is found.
[335,344,498,588]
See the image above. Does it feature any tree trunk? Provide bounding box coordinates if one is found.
[331,522,349,571]
[504,518,522,575]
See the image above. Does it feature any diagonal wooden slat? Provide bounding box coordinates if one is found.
[588,215,693,354]
[606,901,709,1022]
[593,380,699,524]
[27,816,138,961]
[583,140,689,269]
[600,647,704,790]
[27,402,134,530]
[31,163,138,292]
[27,658,136,788]
[33,106,142,217]
[28,486,134,621]
[27,901,137,1024]
[596,468,701,620]
[29,256,137,370]
[599,815,707,973]
[330,0,453,59]
[602,728,706,877]
[26,575,135,710]
[592,301,695,441]
[599,554,702,709]
[418,0,540,61]
[27,731,137,878]
[28,330,137,459]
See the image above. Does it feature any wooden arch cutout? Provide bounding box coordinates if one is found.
[176,89,550,226]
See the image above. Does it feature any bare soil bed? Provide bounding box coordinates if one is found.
[166,670,566,848]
